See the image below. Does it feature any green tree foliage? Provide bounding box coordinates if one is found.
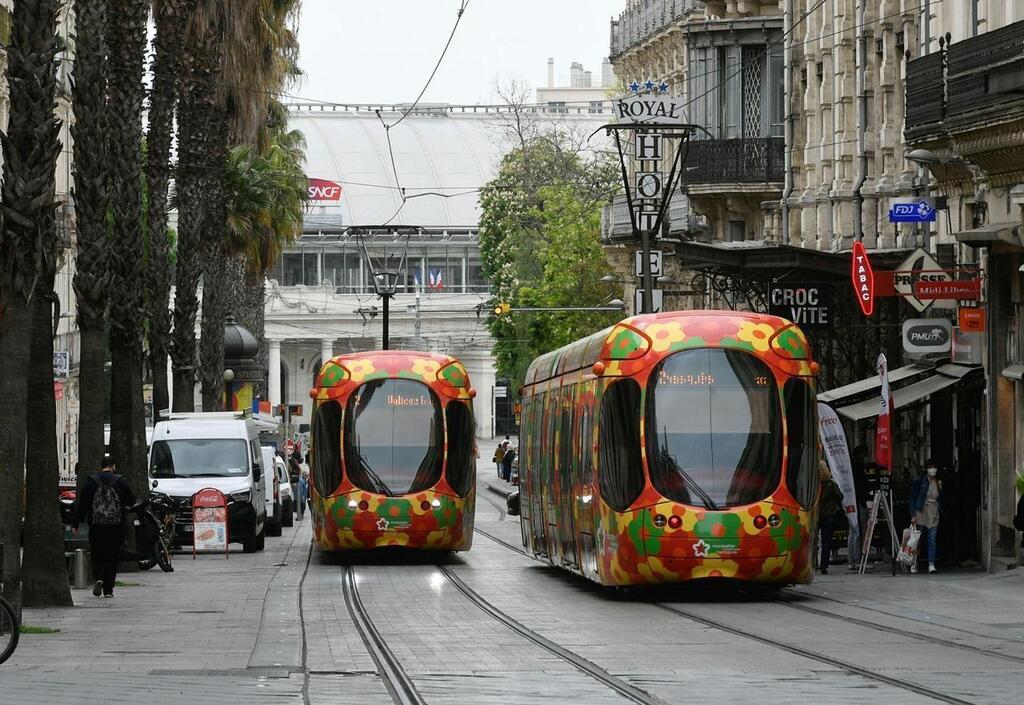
[479,135,620,387]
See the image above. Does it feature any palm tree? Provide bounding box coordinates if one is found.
[146,0,197,422]
[106,0,151,499]
[0,0,65,609]
[71,0,111,496]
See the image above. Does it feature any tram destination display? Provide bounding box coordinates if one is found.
[768,284,832,328]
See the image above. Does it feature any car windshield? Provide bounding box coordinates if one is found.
[343,379,443,496]
[646,348,782,509]
[149,439,250,478]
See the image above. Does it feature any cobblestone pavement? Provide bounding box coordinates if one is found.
[5,453,1024,704]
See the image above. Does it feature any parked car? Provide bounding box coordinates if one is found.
[274,455,294,527]
[148,412,270,552]
[261,446,282,537]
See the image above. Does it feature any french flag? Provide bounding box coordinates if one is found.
[428,268,443,290]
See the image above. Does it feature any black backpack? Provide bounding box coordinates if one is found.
[92,474,123,526]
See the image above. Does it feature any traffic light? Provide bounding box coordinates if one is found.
[493,302,511,316]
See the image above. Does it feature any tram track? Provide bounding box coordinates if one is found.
[438,566,670,705]
[475,486,507,521]
[341,565,427,705]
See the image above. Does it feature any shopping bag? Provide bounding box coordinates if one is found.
[897,526,921,566]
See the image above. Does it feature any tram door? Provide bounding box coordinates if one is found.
[556,385,579,569]
[528,392,550,557]
[542,390,561,561]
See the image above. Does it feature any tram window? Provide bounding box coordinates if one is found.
[311,401,343,496]
[343,379,444,496]
[783,378,818,508]
[646,349,782,508]
[598,379,644,512]
[445,400,475,497]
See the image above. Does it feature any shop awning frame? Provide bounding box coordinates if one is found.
[817,363,934,405]
[827,363,983,422]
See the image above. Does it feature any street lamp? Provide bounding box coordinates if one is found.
[358,230,412,350]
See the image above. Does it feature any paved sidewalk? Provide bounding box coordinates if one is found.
[3,519,312,705]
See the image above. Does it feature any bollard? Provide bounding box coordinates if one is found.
[73,548,88,589]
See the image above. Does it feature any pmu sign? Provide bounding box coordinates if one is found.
[850,241,875,317]
[769,284,832,328]
[888,197,936,223]
[307,178,342,201]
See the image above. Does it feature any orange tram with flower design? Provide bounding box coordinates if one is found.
[307,351,478,552]
[518,311,820,586]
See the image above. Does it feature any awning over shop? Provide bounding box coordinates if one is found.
[822,363,982,422]
[817,363,933,405]
[954,223,1022,249]
[1002,364,1024,381]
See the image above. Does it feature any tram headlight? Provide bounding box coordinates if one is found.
[431,499,441,508]
[348,499,358,509]
[653,514,667,528]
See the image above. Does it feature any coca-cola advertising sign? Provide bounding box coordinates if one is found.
[307,178,343,201]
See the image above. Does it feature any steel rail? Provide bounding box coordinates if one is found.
[341,565,427,705]
[773,593,1024,665]
[439,566,669,705]
[655,602,977,705]
[473,526,525,555]
[475,489,507,521]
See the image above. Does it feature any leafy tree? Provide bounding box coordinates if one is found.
[479,135,620,388]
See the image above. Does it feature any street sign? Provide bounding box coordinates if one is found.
[284,439,295,454]
[850,241,875,317]
[634,250,663,278]
[888,197,936,223]
[893,248,951,312]
[494,385,508,399]
[958,307,986,332]
[902,318,952,354]
[634,288,663,313]
[914,279,982,301]
[769,284,832,328]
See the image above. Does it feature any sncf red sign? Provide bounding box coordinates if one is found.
[308,178,342,201]
[851,240,875,317]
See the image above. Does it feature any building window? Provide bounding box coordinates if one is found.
[547,101,567,114]
[589,101,605,114]
[727,220,745,242]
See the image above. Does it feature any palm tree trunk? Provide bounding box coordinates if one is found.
[22,286,73,607]
[0,0,63,610]
[172,13,222,413]
[71,0,110,486]
[107,0,150,500]
[200,242,229,411]
[147,0,195,422]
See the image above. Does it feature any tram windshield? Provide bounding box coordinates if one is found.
[646,348,782,508]
[343,379,444,496]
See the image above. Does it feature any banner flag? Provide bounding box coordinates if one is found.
[818,402,860,536]
[875,353,894,472]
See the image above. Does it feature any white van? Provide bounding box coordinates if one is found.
[261,445,282,537]
[148,412,270,552]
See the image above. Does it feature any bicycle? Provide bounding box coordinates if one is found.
[0,545,20,664]
[126,493,177,573]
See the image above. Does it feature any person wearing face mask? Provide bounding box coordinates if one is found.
[910,459,943,573]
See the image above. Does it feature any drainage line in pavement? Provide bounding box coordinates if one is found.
[654,603,977,705]
[342,565,427,705]
[439,566,670,705]
[299,540,313,705]
[773,595,1024,665]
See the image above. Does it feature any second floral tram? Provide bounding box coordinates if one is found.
[308,351,477,552]
[518,311,820,586]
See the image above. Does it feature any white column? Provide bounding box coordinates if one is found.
[268,340,282,408]
[320,339,334,371]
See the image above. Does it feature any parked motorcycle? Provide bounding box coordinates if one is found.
[129,492,176,572]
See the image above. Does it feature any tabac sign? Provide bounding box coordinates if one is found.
[850,241,875,317]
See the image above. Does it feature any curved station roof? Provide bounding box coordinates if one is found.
[290,104,609,231]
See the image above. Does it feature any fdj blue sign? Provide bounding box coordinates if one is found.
[889,199,936,223]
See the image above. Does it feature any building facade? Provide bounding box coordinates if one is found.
[535,58,615,113]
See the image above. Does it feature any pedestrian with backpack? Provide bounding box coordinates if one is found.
[73,455,135,598]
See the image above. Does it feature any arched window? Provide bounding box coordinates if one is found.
[598,379,644,512]
[311,401,343,496]
[445,400,476,497]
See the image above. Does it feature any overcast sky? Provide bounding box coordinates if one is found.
[294,0,624,106]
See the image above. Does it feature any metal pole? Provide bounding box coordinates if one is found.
[382,294,390,350]
[414,292,422,348]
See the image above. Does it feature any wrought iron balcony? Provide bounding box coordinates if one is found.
[906,19,1024,139]
[680,137,785,185]
[610,0,702,58]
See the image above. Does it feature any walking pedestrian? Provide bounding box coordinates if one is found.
[502,444,516,482]
[297,468,309,521]
[910,459,943,574]
[72,455,135,598]
[492,442,505,478]
[817,460,844,574]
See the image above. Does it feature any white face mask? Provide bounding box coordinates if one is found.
[927,467,937,477]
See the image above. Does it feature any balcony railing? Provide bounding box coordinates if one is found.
[680,137,784,185]
[610,0,702,57]
[906,19,1024,137]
